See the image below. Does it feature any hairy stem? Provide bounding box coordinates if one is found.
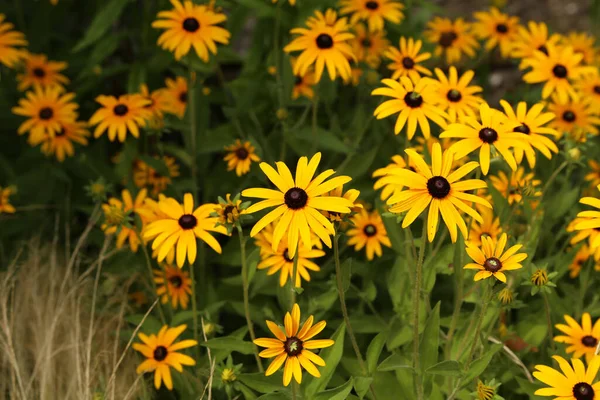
[412,223,427,400]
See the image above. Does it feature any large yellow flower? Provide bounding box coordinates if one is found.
[89,94,151,142]
[254,304,334,386]
[223,139,261,177]
[533,355,600,399]
[424,17,479,64]
[575,71,600,109]
[384,143,491,242]
[17,53,69,91]
[350,23,389,69]
[347,209,391,260]
[153,265,193,309]
[284,9,355,83]
[28,120,89,162]
[164,76,188,118]
[565,32,597,65]
[464,233,527,282]
[372,76,448,139]
[440,103,530,175]
[0,186,16,214]
[555,313,600,363]
[548,95,600,136]
[339,0,404,32]
[511,21,561,62]
[384,37,432,81]
[0,14,27,68]
[133,324,197,390]
[242,153,353,258]
[472,7,520,58]
[143,193,228,267]
[433,66,483,123]
[152,0,230,61]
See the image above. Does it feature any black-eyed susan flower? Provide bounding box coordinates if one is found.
[555,313,600,363]
[143,194,228,267]
[339,0,404,32]
[384,36,431,81]
[464,233,527,282]
[133,324,197,390]
[548,95,600,136]
[433,66,483,123]
[476,380,495,400]
[351,23,389,68]
[522,44,595,103]
[284,9,355,83]
[224,139,261,177]
[290,57,316,100]
[533,355,600,399]
[511,21,561,62]
[242,152,353,258]
[153,265,192,309]
[372,76,448,139]
[152,0,230,61]
[424,17,479,64]
[575,71,600,108]
[0,14,27,68]
[468,208,502,247]
[89,94,151,142]
[347,209,391,260]
[565,32,597,65]
[164,76,188,118]
[0,186,16,214]
[569,216,600,255]
[140,83,170,128]
[28,120,89,162]
[102,189,148,252]
[586,161,600,190]
[385,143,491,242]
[254,303,334,386]
[472,7,519,58]
[212,193,251,234]
[531,268,549,286]
[489,168,541,206]
[12,86,78,139]
[133,155,180,195]
[321,185,361,222]
[306,9,340,29]
[17,53,69,91]
[499,100,559,168]
[372,155,411,201]
[440,103,530,175]
[569,244,593,278]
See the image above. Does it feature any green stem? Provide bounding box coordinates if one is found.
[189,257,201,360]
[412,223,427,400]
[540,160,568,202]
[188,68,198,196]
[444,239,464,358]
[465,282,492,367]
[136,230,166,324]
[291,248,299,308]
[291,381,297,400]
[309,95,319,156]
[238,225,264,372]
[543,292,556,351]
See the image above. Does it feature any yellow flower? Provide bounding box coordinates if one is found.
[28,120,89,162]
[564,32,597,65]
[568,215,600,254]
[440,103,530,175]
[347,209,391,260]
[139,83,170,128]
[555,313,600,363]
[143,193,228,267]
[153,265,192,309]
[586,161,600,190]
[464,233,527,282]
[89,94,151,142]
[472,7,520,58]
[569,244,593,278]
[213,193,242,225]
[476,380,495,400]
[306,9,341,29]
[384,36,432,81]
[102,189,148,252]
[531,269,548,286]
[573,188,600,254]
[17,53,69,91]
[372,76,448,139]
[468,208,502,247]
[511,21,561,62]
[372,155,412,201]
[290,57,316,100]
[574,70,600,108]
[284,9,355,83]
[424,17,479,64]
[320,185,361,222]
[254,303,334,386]
[533,355,600,398]
[339,0,404,32]
[0,186,16,214]
[385,143,491,242]
[0,14,27,68]
[164,76,188,118]
[221,368,237,382]
[433,66,483,123]
[497,287,513,305]
[152,0,230,61]
[548,94,600,136]
[489,167,541,205]
[133,156,180,195]
[242,153,353,258]
[133,324,197,390]
[223,139,261,176]
[350,23,389,69]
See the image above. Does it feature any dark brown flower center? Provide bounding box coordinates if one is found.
[283,249,293,262]
[447,89,462,102]
[33,67,46,78]
[56,127,66,137]
[439,31,458,48]
[223,205,235,217]
[183,17,200,32]
[538,45,548,55]
[361,38,372,48]
[365,1,379,10]
[316,34,334,49]
[581,335,598,348]
[495,23,508,33]
[284,336,303,356]
[39,107,53,120]
[594,86,600,95]
[113,104,129,116]
[404,91,423,108]
[284,188,308,209]
[402,56,415,69]
[552,64,568,78]
[169,276,183,288]
[363,224,377,237]
[563,111,576,122]
[235,147,249,160]
[427,176,451,199]
[479,127,498,143]
[514,123,530,134]
[178,214,197,230]
[295,76,303,85]
[484,257,502,273]
[573,382,595,400]
[153,345,168,361]
[179,92,187,103]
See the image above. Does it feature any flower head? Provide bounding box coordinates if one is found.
[17,53,69,91]
[347,209,391,260]
[497,287,513,305]
[89,94,151,142]
[555,313,600,363]
[384,36,431,81]
[224,140,261,177]
[0,186,16,214]
[163,76,188,118]
[339,0,404,32]
[290,57,316,100]
[424,17,479,64]
[533,355,600,399]
[154,265,192,309]
[350,23,389,69]
[531,268,549,286]
[102,189,148,252]
[464,233,527,282]
[139,83,170,128]
[489,168,541,206]
[511,21,561,62]
[28,120,89,162]
[133,155,180,195]
[0,14,27,68]
[472,7,520,58]
[468,208,502,247]
[433,66,483,123]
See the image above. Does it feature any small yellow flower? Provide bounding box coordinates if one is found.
[498,287,513,305]
[223,140,261,177]
[0,186,16,214]
[213,194,243,225]
[531,269,548,286]
[476,380,495,400]
[464,233,527,283]
[221,368,237,383]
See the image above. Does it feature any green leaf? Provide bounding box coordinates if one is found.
[377,353,414,372]
[425,360,463,377]
[255,393,289,400]
[366,331,388,374]
[314,378,354,400]
[124,314,162,334]
[353,376,373,400]
[461,343,503,386]
[293,127,353,154]
[419,302,440,373]
[515,376,545,399]
[72,0,131,52]
[200,336,255,354]
[303,324,346,398]
[237,0,276,17]
[170,310,202,326]
[238,372,284,394]
[341,258,352,292]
